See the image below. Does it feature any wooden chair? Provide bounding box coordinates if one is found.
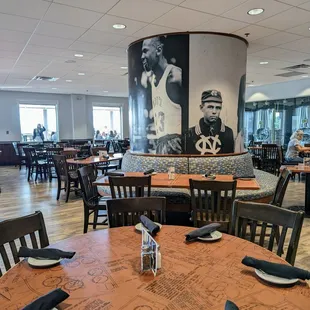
[0,211,49,276]
[230,200,304,265]
[91,147,119,174]
[16,143,28,170]
[77,166,108,233]
[270,168,291,207]
[53,155,79,202]
[109,176,151,198]
[46,147,64,182]
[23,147,48,181]
[189,179,237,233]
[107,197,166,228]
[261,144,279,175]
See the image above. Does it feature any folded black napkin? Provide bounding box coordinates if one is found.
[144,169,154,175]
[140,215,160,235]
[185,223,221,242]
[242,256,310,280]
[23,288,69,310]
[18,246,75,260]
[225,300,239,310]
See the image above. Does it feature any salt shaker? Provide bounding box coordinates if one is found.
[141,245,152,271]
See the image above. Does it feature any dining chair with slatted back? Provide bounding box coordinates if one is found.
[109,176,151,198]
[261,144,279,175]
[230,200,304,265]
[270,168,291,208]
[0,211,49,276]
[46,147,64,182]
[189,179,237,233]
[107,197,166,228]
[78,166,107,233]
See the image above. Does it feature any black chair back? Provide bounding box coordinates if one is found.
[189,179,237,232]
[231,200,304,265]
[109,176,151,198]
[53,154,69,181]
[107,197,166,228]
[78,166,99,205]
[271,168,291,207]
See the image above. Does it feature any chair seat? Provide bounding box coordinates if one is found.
[37,160,47,165]
[68,171,78,179]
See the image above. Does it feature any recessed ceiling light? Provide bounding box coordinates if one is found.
[78,72,85,76]
[66,80,72,82]
[52,88,57,90]
[113,24,126,30]
[247,8,264,16]
[260,61,269,65]
[120,66,128,69]
[302,75,309,78]
[103,90,108,93]
[74,53,84,58]
[248,84,255,87]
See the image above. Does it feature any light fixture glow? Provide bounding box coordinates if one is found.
[66,79,72,82]
[113,24,126,30]
[74,53,84,58]
[120,66,128,69]
[302,75,309,78]
[260,61,269,65]
[103,90,108,93]
[247,8,264,16]
[248,84,254,87]
[52,88,57,90]
[78,73,85,76]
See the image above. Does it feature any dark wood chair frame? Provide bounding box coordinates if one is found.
[270,168,291,208]
[107,197,166,228]
[189,179,237,233]
[230,200,304,265]
[46,147,64,182]
[109,176,151,198]
[23,147,48,181]
[0,211,49,276]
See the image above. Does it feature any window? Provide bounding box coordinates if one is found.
[19,104,57,141]
[93,106,122,139]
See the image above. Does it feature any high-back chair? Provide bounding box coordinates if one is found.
[53,154,79,202]
[261,144,279,175]
[230,200,304,265]
[78,166,107,233]
[270,168,291,207]
[23,147,48,181]
[107,197,166,228]
[189,179,237,233]
[0,211,49,276]
[109,176,151,198]
[46,147,64,182]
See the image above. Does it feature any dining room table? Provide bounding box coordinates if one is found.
[66,153,123,166]
[93,172,261,190]
[0,226,309,309]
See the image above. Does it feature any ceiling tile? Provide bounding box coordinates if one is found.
[103,47,127,57]
[24,45,66,57]
[193,16,248,33]
[92,15,147,36]
[287,22,310,37]
[115,37,137,48]
[252,32,302,46]
[223,0,291,24]
[53,0,120,13]
[279,37,310,53]
[0,58,17,70]
[0,50,20,59]
[247,43,270,54]
[247,55,298,69]
[35,21,87,40]
[258,7,310,30]
[233,25,278,41]
[0,29,31,44]
[133,24,178,38]
[0,41,25,52]
[0,13,39,32]
[157,0,184,4]
[29,34,74,49]
[69,41,110,54]
[0,0,50,19]
[277,0,308,5]
[180,0,248,15]
[17,53,53,66]
[153,7,213,30]
[108,0,174,23]
[44,3,103,28]
[60,50,98,60]
[298,1,310,10]
[92,54,127,64]
[79,29,127,45]
[73,61,114,73]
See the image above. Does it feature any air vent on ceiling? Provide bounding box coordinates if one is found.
[32,76,59,81]
[275,71,305,77]
[283,64,310,70]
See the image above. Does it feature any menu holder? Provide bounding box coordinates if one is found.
[141,227,159,276]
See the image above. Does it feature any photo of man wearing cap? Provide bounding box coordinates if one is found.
[185,90,234,154]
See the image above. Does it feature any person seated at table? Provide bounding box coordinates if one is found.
[33,124,45,142]
[51,131,57,142]
[286,130,310,163]
[94,130,103,140]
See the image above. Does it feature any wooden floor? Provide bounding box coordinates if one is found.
[0,166,309,270]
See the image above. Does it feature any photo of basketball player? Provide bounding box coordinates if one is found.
[140,36,187,154]
[185,90,234,154]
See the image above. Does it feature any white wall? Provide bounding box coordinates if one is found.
[0,90,128,141]
[246,78,310,102]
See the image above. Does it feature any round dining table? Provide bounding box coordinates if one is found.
[0,226,309,309]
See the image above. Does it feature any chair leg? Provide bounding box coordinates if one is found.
[93,210,98,229]
[56,179,61,200]
[35,166,39,181]
[27,166,31,181]
[65,181,71,203]
[84,209,89,233]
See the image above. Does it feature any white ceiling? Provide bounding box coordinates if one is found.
[1,0,310,96]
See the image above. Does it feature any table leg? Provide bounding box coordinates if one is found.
[305,174,310,215]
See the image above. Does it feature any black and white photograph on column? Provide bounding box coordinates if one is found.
[128,34,189,154]
[185,34,247,155]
